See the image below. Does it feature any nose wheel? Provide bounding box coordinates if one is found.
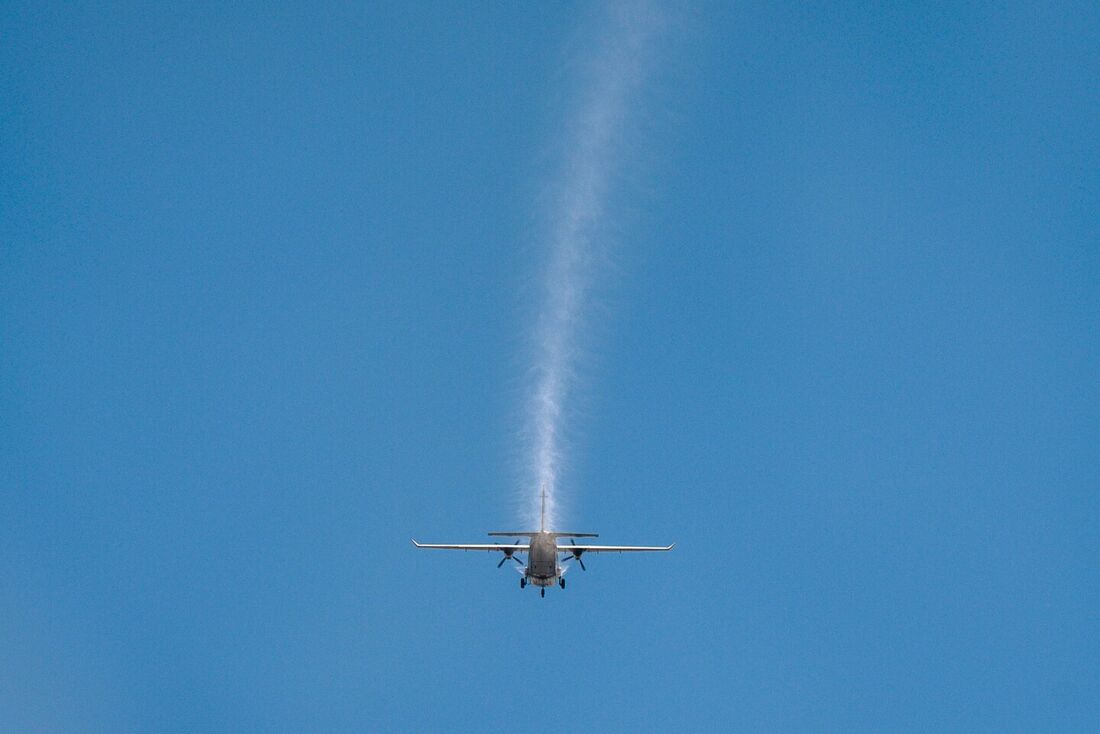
[541,588,545,598]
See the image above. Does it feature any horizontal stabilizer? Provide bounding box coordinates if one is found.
[487,531,598,538]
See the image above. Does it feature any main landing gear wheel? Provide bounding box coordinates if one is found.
[520,578,526,589]
[541,588,545,598]
[559,577,566,589]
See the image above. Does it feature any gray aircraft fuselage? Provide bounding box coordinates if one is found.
[524,531,562,587]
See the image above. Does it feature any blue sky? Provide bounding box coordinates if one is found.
[2,2,1097,731]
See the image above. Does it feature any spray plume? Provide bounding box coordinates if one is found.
[523,4,662,530]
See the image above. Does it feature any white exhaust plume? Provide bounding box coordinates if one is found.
[523,3,663,530]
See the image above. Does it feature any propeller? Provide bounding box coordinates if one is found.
[561,538,586,571]
[497,540,523,569]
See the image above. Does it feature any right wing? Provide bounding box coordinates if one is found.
[558,544,675,553]
[412,540,529,552]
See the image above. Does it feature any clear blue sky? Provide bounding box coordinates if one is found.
[2,2,1097,731]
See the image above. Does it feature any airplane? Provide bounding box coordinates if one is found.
[412,489,674,597]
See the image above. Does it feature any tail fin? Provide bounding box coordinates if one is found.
[540,485,546,532]
[493,484,550,536]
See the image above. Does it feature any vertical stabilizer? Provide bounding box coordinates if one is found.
[540,485,547,532]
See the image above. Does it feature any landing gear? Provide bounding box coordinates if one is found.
[520,577,526,589]
[559,577,566,589]
[541,588,545,598]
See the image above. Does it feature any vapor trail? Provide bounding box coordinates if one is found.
[524,4,662,530]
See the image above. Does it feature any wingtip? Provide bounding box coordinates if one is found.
[411,539,421,547]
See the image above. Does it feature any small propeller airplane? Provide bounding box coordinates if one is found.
[413,489,674,597]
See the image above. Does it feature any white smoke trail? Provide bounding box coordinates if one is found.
[523,3,662,530]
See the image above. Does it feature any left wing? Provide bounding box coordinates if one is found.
[558,544,675,553]
[412,540,529,552]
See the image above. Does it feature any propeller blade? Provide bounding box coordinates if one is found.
[568,541,586,570]
[497,556,508,568]
[512,555,522,565]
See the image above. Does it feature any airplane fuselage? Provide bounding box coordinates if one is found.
[524,531,561,587]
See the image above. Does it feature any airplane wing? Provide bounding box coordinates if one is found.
[412,540,529,552]
[558,544,675,553]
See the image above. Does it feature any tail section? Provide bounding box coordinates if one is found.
[487,485,596,537]
[540,485,546,532]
